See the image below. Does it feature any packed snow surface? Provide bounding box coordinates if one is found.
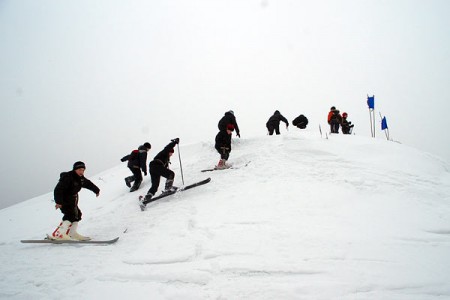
[1,131,449,299]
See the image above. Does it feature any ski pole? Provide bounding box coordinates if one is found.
[177,143,185,186]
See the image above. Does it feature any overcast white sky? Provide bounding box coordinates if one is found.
[1,0,449,209]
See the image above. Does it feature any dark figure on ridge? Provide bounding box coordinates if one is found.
[292,114,309,129]
[266,110,289,135]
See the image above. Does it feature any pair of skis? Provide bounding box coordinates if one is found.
[139,177,211,211]
[201,161,251,172]
[21,235,119,245]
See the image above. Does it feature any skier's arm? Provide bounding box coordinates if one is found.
[139,152,148,175]
[234,121,240,137]
[83,179,100,197]
[281,115,289,127]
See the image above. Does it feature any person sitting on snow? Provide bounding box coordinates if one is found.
[328,106,342,134]
[341,112,354,134]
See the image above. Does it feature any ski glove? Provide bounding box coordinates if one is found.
[236,133,241,138]
[171,138,180,144]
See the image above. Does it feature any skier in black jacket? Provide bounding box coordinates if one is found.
[292,114,308,129]
[142,138,179,201]
[51,161,100,241]
[266,110,289,135]
[122,142,151,192]
[215,124,234,169]
[218,110,240,138]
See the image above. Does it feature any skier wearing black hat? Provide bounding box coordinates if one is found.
[142,138,179,201]
[51,161,100,241]
[121,142,151,192]
[218,110,241,138]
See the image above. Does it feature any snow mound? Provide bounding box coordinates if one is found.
[1,131,449,299]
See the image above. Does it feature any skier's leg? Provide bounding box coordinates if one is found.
[275,124,281,135]
[130,168,142,192]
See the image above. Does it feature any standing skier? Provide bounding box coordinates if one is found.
[218,110,241,138]
[215,124,234,169]
[51,161,100,241]
[121,142,151,192]
[328,106,342,134]
[142,138,179,201]
[266,110,289,135]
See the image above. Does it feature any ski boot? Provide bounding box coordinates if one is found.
[69,222,91,241]
[129,180,142,192]
[161,179,178,195]
[50,220,73,240]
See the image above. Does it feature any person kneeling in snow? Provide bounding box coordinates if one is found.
[142,138,179,201]
[292,114,308,129]
[52,161,100,240]
[341,112,354,134]
[215,124,234,169]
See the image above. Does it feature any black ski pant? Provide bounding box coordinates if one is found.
[215,146,231,160]
[127,166,143,187]
[60,195,82,222]
[330,121,340,133]
[147,161,175,195]
[267,123,280,135]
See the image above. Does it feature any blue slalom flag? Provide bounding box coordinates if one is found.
[381,117,388,130]
[367,95,375,109]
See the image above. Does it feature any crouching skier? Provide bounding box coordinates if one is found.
[122,142,151,192]
[142,138,180,201]
[215,124,234,169]
[51,161,100,241]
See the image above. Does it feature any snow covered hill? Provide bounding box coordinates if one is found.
[1,131,449,299]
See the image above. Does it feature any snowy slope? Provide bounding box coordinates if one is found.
[1,131,449,299]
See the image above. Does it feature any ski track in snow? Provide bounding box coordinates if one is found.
[1,131,450,299]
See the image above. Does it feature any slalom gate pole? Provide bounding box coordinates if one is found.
[369,109,374,138]
[372,110,376,138]
[177,144,185,186]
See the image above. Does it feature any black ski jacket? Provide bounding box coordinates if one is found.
[292,115,309,129]
[54,171,100,207]
[266,111,289,128]
[218,112,240,136]
[152,141,177,168]
[122,145,148,173]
